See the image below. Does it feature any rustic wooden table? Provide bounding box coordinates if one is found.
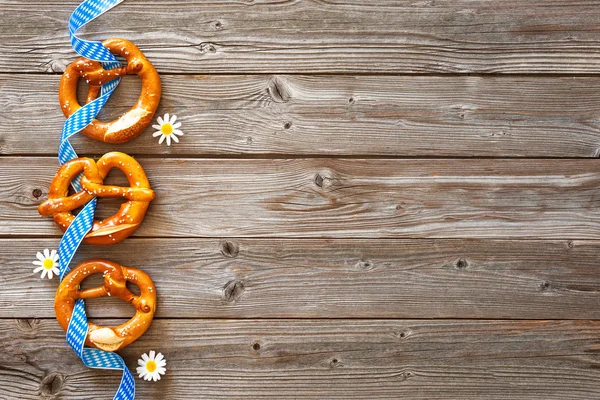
[2,1,600,398]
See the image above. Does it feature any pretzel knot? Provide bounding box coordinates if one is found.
[59,38,161,143]
[55,259,156,352]
[38,152,155,245]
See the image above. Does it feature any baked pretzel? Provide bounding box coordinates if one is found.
[55,259,156,352]
[59,38,161,143]
[38,152,155,245]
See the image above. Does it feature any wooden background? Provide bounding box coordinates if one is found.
[2,0,600,398]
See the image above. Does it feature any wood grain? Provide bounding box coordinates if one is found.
[3,0,600,74]
[4,238,600,319]
[4,74,600,157]
[3,318,600,399]
[4,1,600,397]
[4,157,600,239]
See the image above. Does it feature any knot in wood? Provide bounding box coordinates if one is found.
[355,259,375,271]
[40,372,65,396]
[313,171,334,189]
[455,258,468,270]
[199,42,217,54]
[393,327,411,340]
[220,241,239,258]
[223,280,245,302]
[267,77,291,103]
[399,371,413,381]
[314,173,325,188]
[16,318,40,332]
[329,358,343,368]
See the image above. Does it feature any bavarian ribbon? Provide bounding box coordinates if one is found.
[56,1,135,399]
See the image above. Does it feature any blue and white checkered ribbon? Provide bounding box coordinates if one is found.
[56,1,135,399]
[60,0,124,189]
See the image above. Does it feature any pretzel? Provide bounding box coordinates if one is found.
[59,38,161,143]
[38,152,155,245]
[55,259,156,352]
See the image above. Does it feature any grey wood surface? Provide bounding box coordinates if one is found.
[3,319,600,399]
[3,74,600,157]
[3,157,600,239]
[2,238,600,320]
[4,0,600,74]
[3,0,600,399]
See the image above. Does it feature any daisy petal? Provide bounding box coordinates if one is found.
[170,115,177,124]
[166,136,171,146]
[155,353,164,363]
[36,252,45,262]
[40,269,47,279]
[51,267,60,276]
[47,270,53,280]
[158,135,166,144]
[172,122,182,129]
[157,116,164,125]
[33,266,44,273]
[149,350,156,359]
[33,260,42,266]
[173,129,184,136]
[142,353,149,361]
[153,131,162,137]
[138,359,146,366]
[50,249,57,259]
[172,135,179,143]
[44,249,50,258]
[152,124,162,130]
[164,114,170,124]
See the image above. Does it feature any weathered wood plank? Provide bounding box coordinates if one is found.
[3,319,600,399]
[3,238,600,319]
[4,74,600,157]
[3,0,600,74]
[3,157,600,239]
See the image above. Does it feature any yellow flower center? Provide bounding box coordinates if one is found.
[43,258,55,270]
[146,360,157,373]
[161,123,173,136]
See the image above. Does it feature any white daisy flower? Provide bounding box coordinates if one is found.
[137,350,167,381]
[152,113,183,146]
[32,249,59,280]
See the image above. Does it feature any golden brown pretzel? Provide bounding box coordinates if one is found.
[55,259,156,352]
[59,38,161,143]
[38,152,155,245]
